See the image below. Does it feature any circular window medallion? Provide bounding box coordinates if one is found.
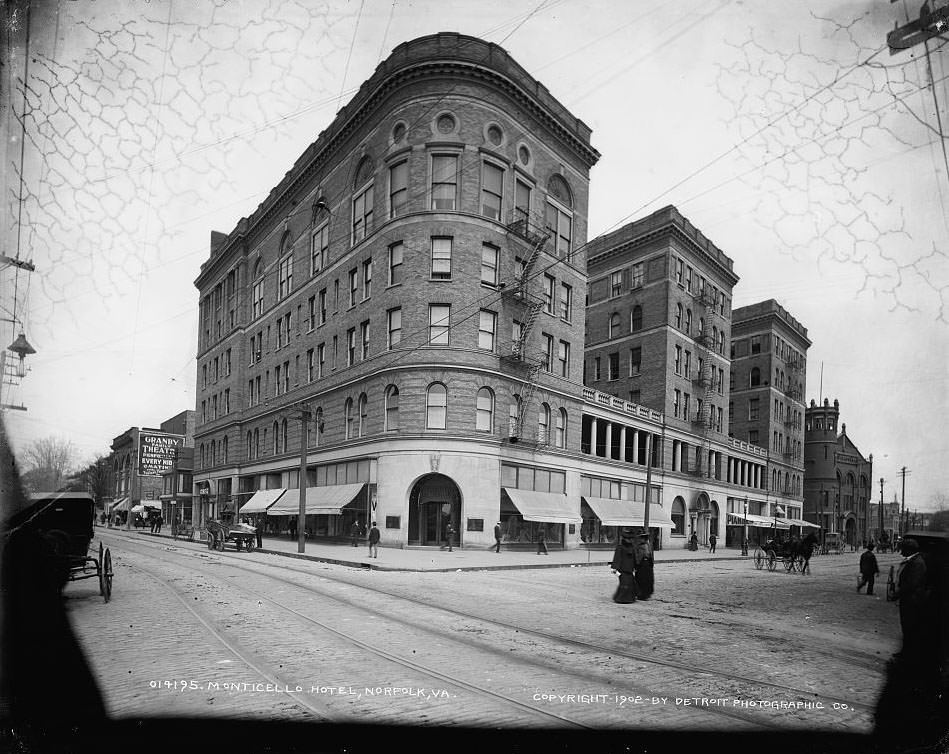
[518,144,531,165]
[436,113,456,134]
[392,122,406,143]
[487,124,503,146]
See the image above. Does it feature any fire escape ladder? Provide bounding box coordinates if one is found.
[690,286,719,478]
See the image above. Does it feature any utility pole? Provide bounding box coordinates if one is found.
[898,466,910,537]
[296,403,311,554]
[879,478,885,542]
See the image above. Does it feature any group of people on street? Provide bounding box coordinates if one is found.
[610,527,654,603]
[148,513,164,534]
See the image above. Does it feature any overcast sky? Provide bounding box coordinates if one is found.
[2,0,946,511]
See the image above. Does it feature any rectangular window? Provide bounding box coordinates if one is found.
[631,263,644,288]
[684,350,691,379]
[749,429,758,445]
[333,279,339,312]
[387,307,402,349]
[683,393,691,421]
[385,516,401,529]
[224,349,231,376]
[718,368,724,395]
[629,347,641,376]
[608,352,619,381]
[545,200,572,258]
[252,279,263,319]
[389,160,408,218]
[481,162,503,219]
[558,340,570,378]
[274,365,281,396]
[362,258,372,300]
[429,304,450,346]
[673,389,680,418]
[307,349,314,382]
[311,223,328,276]
[349,269,358,307]
[751,336,761,354]
[542,333,554,372]
[478,310,497,351]
[629,389,641,404]
[352,183,373,243]
[593,356,601,381]
[332,335,338,370]
[431,154,457,210]
[749,398,760,421]
[674,345,682,375]
[431,237,452,279]
[347,328,356,366]
[481,244,499,286]
[514,179,531,225]
[308,296,315,331]
[278,255,293,300]
[543,274,555,314]
[675,258,684,286]
[610,271,622,297]
[388,242,403,285]
[318,288,327,325]
[276,320,284,349]
[686,266,693,293]
[283,360,290,394]
[361,320,370,360]
[559,282,572,321]
[317,343,325,378]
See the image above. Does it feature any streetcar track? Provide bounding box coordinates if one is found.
[100,530,879,721]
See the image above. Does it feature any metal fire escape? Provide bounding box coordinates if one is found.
[499,210,550,443]
[689,285,719,477]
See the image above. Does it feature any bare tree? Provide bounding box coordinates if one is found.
[64,455,112,508]
[19,436,77,493]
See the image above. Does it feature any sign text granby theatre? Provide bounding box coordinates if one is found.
[138,433,184,477]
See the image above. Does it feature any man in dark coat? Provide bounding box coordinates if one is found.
[445,520,454,552]
[255,515,263,549]
[610,528,638,603]
[350,520,360,547]
[896,538,929,653]
[536,526,548,555]
[857,541,879,595]
[689,532,698,551]
[368,521,380,558]
[494,521,502,553]
[708,532,717,554]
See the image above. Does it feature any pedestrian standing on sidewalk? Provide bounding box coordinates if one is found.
[708,532,717,554]
[494,521,502,553]
[445,520,454,552]
[156,514,163,534]
[368,521,380,559]
[536,526,548,555]
[610,528,638,604]
[634,529,655,599]
[255,516,263,550]
[689,532,698,551]
[857,541,879,595]
[896,538,929,653]
[350,520,360,547]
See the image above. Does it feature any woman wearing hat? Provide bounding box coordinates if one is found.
[610,528,639,603]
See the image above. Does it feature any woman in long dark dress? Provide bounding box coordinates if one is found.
[634,530,654,599]
[610,528,638,603]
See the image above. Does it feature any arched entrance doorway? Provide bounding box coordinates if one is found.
[689,492,711,544]
[844,516,856,547]
[408,473,462,547]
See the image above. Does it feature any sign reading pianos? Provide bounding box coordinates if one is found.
[138,432,184,477]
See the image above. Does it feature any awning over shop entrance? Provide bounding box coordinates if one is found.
[267,483,365,516]
[109,498,129,512]
[582,497,675,528]
[726,513,790,529]
[240,489,287,514]
[503,488,581,524]
[778,517,820,529]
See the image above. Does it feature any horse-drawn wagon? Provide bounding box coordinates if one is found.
[10,492,114,601]
[204,518,256,552]
[753,534,816,574]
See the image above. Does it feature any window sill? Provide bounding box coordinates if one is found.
[429,277,452,282]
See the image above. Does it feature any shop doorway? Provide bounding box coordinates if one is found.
[408,473,461,546]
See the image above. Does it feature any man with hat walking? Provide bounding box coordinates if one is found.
[494,521,502,553]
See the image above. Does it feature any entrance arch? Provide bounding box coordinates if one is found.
[408,473,462,546]
[689,491,711,544]
[844,516,857,547]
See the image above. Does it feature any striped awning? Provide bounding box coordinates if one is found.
[582,497,674,528]
[778,517,821,529]
[240,489,287,514]
[503,488,581,524]
[109,498,129,512]
[727,512,791,530]
[267,483,365,516]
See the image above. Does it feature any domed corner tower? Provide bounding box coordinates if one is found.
[803,398,841,529]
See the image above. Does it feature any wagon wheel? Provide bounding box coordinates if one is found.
[103,549,113,603]
[783,555,794,572]
[245,538,255,553]
[767,551,777,571]
[795,554,807,574]
[753,547,764,569]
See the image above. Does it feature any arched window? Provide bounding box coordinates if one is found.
[556,408,567,448]
[358,393,368,437]
[272,421,280,454]
[771,468,777,490]
[253,429,259,459]
[281,419,288,453]
[685,308,692,335]
[718,331,725,354]
[344,398,354,439]
[251,258,265,319]
[671,497,686,535]
[352,156,374,243]
[675,303,682,328]
[426,383,447,429]
[750,367,761,387]
[384,385,399,431]
[313,407,324,446]
[277,232,293,300]
[545,175,573,258]
[222,436,228,463]
[476,387,494,432]
[538,403,551,444]
[631,305,643,332]
[246,431,253,461]
[609,312,620,338]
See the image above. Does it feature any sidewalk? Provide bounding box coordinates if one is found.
[109,524,752,572]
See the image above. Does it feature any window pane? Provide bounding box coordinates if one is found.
[429,305,450,345]
[432,238,452,278]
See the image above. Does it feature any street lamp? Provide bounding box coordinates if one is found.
[742,497,748,556]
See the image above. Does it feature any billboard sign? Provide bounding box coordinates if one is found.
[138,432,184,477]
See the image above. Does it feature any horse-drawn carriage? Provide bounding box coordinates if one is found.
[753,535,816,574]
[204,518,256,552]
[10,492,114,601]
